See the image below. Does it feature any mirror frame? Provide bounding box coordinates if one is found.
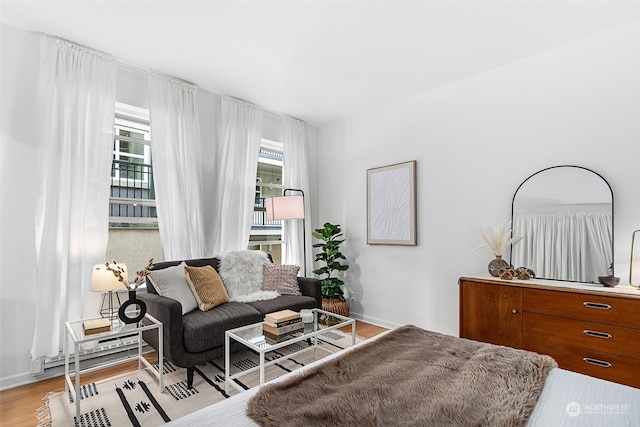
[509,165,614,282]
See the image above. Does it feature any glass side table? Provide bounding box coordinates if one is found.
[64,314,164,421]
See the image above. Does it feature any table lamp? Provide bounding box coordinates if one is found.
[90,264,128,320]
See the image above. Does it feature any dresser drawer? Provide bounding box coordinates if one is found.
[523,288,640,329]
[523,313,640,359]
[527,341,640,389]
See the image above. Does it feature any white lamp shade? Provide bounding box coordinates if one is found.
[90,264,128,292]
[266,195,305,220]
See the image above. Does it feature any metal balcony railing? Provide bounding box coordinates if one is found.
[253,197,281,228]
[110,159,156,221]
[109,163,282,227]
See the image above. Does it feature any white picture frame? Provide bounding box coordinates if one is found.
[367,160,417,245]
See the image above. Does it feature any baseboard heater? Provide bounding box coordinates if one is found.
[33,334,152,378]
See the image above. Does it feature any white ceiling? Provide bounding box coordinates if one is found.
[1,1,638,127]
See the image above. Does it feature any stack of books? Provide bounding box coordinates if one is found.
[83,318,111,335]
[263,309,303,342]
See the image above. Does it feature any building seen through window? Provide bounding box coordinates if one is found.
[106,103,164,275]
[249,139,284,263]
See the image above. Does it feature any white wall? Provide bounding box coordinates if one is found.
[318,20,640,334]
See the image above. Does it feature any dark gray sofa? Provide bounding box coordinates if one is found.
[139,257,320,388]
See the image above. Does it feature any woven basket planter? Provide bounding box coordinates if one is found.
[320,298,350,325]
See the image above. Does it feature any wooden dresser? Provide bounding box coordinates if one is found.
[459,274,640,388]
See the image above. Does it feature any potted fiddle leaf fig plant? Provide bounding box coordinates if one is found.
[313,222,350,321]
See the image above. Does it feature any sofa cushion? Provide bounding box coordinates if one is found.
[148,262,198,314]
[182,302,263,353]
[262,264,301,296]
[147,258,220,293]
[247,295,318,317]
[185,265,229,311]
[219,250,279,302]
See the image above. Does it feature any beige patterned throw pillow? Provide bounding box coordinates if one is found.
[262,264,301,295]
[185,265,229,311]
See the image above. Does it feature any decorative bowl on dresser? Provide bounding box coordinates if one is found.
[459,274,640,389]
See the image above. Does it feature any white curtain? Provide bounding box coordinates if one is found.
[512,211,613,283]
[33,36,117,359]
[282,117,312,275]
[148,75,206,260]
[211,97,263,254]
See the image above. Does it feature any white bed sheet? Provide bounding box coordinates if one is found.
[166,331,640,427]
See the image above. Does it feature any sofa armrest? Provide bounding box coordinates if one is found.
[297,277,322,308]
[138,291,186,363]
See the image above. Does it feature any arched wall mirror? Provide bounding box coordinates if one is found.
[510,165,614,283]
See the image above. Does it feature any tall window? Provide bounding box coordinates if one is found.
[110,103,155,225]
[249,139,284,262]
[106,102,164,273]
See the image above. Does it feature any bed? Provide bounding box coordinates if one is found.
[166,326,640,427]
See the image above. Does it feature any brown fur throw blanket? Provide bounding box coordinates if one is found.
[247,325,557,426]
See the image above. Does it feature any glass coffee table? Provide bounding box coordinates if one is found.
[224,308,355,393]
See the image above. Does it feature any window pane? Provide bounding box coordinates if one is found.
[250,140,284,264]
[119,141,145,156]
[118,129,146,143]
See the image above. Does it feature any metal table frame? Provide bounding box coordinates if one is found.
[64,314,163,421]
[225,308,355,393]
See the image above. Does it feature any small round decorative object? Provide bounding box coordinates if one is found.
[598,276,620,287]
[118,290,147,324]
[499,268,515,280]
[515,267,535,280]
[488,255,510,277]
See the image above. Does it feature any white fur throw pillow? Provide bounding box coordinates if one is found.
[218,250,279,302]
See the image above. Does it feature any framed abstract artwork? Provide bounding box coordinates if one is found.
[367,160,417,245]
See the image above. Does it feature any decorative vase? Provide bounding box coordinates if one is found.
[320,298,350,325]
[118,290,147,324]
[488,255,509,277]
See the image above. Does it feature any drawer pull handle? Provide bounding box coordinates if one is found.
[583,330,612,339]
[583,302,612,310]
[583,358,612,368]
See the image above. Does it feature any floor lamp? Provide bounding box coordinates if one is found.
[90,264,127,322]
[265,189,307,275]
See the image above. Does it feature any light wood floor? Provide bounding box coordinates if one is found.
[0,320,387,427]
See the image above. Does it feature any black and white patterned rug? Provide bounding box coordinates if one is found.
[39,330,359,427]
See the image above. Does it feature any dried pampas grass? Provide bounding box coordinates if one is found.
[105,258,153,290]
[479,220,522,256]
